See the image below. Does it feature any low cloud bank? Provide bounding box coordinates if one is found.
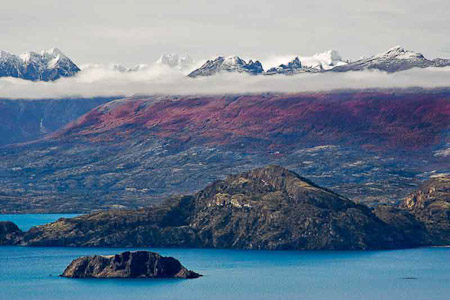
[1,64,450,99]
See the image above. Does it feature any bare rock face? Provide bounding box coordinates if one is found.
[402,175,450,245]
[0,221,22,245]
[61,251,201,279]
[23,166,424,250]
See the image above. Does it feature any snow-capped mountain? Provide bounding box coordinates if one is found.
[2,46,449,81]
[157,53,195,70]
[187,47,450,77]
[188,56,264,77]
[0,50,23,78]
[187,50,348,77]
[331,46,450,73]
[265,57,312,75]
[0,48,80,81]
[262,50,347,74]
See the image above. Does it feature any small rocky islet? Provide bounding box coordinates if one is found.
[1,166,449,251]
[61,251,201,279]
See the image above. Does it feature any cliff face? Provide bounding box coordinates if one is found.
[402,175,450,245]
[61,251,201,279]
[21,166,425,250]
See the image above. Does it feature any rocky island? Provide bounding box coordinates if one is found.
[2,166,449,250]
[61,250,201,279]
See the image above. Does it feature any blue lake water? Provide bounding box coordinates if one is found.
[1,215,449,300]
[0,214,79,231]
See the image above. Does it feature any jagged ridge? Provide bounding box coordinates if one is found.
[0,48,80,81]
[188,56,263,77]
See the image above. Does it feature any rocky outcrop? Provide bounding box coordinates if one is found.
[61,251,201,278]
[0,221,23,245]
[21,166,426,250]
[402,175,450,245]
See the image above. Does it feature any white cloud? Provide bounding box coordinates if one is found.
[0,65,450,99]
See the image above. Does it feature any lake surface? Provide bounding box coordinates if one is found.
[0,214,79,231]
[1,215,449,300]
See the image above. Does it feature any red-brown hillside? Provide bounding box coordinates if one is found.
[56,91,450,152]
[1,89,449,213]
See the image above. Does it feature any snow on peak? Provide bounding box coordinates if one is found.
[374,46,424,60]
[18,48,66,64]
[16,48,75,69]
[19,51,38,63]
[0,48,80,81]
[42,48,68,59]
[222,55,246,66]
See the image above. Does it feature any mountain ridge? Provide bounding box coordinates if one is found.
[330,46,450,73]
[188,56,264,77]
[2,46,449,80]
[0,48,80,81]
[188,46,450,77]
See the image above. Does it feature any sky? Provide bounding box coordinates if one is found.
[1,0,450,66]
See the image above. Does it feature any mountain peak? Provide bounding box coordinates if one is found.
[188,55,263,77]
[19,48,68,63]
[0,48,80,81]
[375,46,425,60]
[236,165,342,200]
[265,56,308,75]
[222,55,246,66]
[42,47,68,59]
[330,46,441,73]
